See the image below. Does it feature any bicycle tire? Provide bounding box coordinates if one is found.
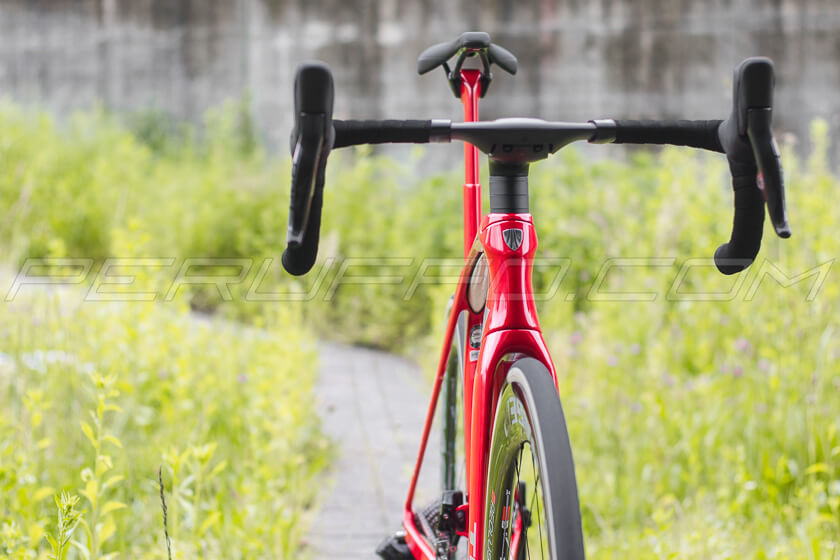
[484,357,585,559]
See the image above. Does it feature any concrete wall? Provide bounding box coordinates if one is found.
[1,0,838,155]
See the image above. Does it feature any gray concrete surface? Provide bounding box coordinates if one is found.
[1,1,838,159]
[305,342,441,559]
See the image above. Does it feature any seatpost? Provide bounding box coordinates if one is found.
[460,69,482,259]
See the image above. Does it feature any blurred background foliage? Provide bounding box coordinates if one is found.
[0,100,838,558]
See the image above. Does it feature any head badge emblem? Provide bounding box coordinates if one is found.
[502,228,523,251]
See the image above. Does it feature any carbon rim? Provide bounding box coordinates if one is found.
[483,359,585,560]
[485,384,549,558]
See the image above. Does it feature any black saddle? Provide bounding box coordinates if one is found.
[417,31,518,75]
[417,32,518,97]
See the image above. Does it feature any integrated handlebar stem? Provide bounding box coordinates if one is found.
[283,58,790,278]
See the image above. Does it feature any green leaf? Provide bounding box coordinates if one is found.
[199,511,221,535]
[816,513,837,524]
[45,533,58,551]
[805,462,831,475]
[101,501,127,516]
[208,460,227,479]
[95,454,113,477]
[102,475,124,491]
[78,519,93,542]
[80,421,96,448]
[33,486,56,502]
[103,434,122,449]
[80,480,98,508]
[98,517,116,543]
[71,539,91,560]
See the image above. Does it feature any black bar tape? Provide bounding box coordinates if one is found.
[613,120,724,153]
[282,162,326,276]
[333,120,432,148]
[713,160,765,275]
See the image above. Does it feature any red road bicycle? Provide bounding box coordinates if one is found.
[282,32,791,560]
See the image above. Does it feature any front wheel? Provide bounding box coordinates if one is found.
[483,357,585,559]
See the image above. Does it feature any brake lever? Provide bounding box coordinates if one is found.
[287,114,327,245]
[746,108,791,238]
[283,62,334,276]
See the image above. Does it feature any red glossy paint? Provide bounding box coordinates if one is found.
[404,508,435,558]
[402,69,557,560]
[460,68,484,484]
[468,327,556,560]
[481,214,542,334]
[510,501,524,558]
[461,69,482,258]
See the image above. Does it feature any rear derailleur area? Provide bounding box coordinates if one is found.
[377,490,468,560]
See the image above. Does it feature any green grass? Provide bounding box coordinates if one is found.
[531,127,840,558]
[0,100,838,558]
[0,284,329,559]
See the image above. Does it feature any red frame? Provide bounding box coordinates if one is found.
[401,69,558,560]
